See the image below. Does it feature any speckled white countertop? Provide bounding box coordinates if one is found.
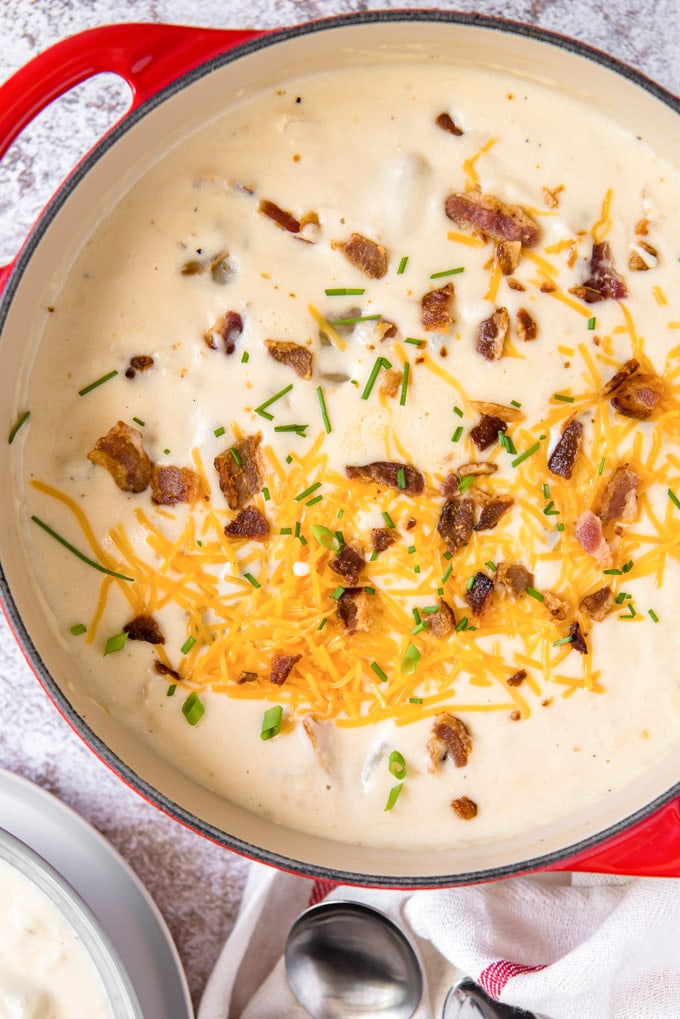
[1,0,679,1013]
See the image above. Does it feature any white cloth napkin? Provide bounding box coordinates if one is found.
[198,863,680,1019]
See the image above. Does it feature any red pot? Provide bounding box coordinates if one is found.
[1,12,679,886]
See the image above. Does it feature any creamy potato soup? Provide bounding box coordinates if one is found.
[15,63,680,848]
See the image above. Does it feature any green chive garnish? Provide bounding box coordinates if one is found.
[295,481,322,502]
[244,572,261,588]
[260,705,283,740]
[166,684,177,697]
[104,633,128,656]
[78,370,118,396]
[361,356,392,400]
[552,635,574,647]
[397,256,409,275]
[525,586,544,602]
[668,489,680,511]
[430,267,464,278]
[254,383,294,420]
[324,287,366,296]
[241,351,250,363]
[622,560,634,573]
[598,457,606,476]
[401,643,421,674]
[280,527,293,535]
[485,560,497,572]
[274,424,308,436]
[317,386,332,434]
[182,692,204,726]
[306,494,323,507]
[262,486,271,501]
[364,586,376,595]
[384,783,403,811]
[603,568,622,576]
[330,314,381,326]
[399,363,409,407]
[466,575,475,590]
[317,617,327,631]
[388,750,407,780]
[69,623,87,636]
[407,545,417,554]
[442,564,453,583]
[453,406,464,418]
[510,399,522,409]
[511,442,541,468]
[286,454,293,464]
[543,501,559,516]
[230,447,243,465]
[556,522,565,532]
[336,508,344,519]
[382,511,396,529]
[8,410,30,444]
[451,426,464,443]
[649,609,659,623]
[553,393,575,403]
[397,467,407,490]
[587,316,596,330]
[330,585,345,600]
[458,474,475,493]
[214,426,226,438]
[371,661,388,682]
[164,448,171,455]
[414,564,421,574]
[408,697,423,704]
[311,525,340,550]
[31,516,134,582]
[181,636,196,655]
[455,617,469,632]
[404,337,424,347]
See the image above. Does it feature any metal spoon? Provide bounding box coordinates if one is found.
[443,979,540,1018]
[284,899,423,1019]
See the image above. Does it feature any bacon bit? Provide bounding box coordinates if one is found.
[270,653,302,685]
[436,112,463,136]
[376,319,398,342]
[628,240,658,271]
[496,240,522,275]
[155,661,180,681]
[298,211,321,244]
[302,717,334,774]
[265,340,313,380]
[598,464,640,525]
[334,232,388,279]
[371,528,396,553]
[215,433,264,510]
[87,421,152,493]
[428,712,472,769]
[125,354,154,378]
[469,400,523,422]
[542,590,569,620]
[151,465,201,505]
[516,307,538,341]
[337,587,372,632]
[474,496,514,532]
[329,542,364,585]
[579,585,615,622]
[495,562,534,598]
[457,462,498,478]
[510,709,522,721]
[507,278,526,292]
[610,373,664,420]
[568,620,588,655]
[470,414,507,451]
[575,509,612,567]
[507,668,527,687]
[204,310,243,353]
[444,189,540,247]
[238,671,259,684]
[421,282,454,333]
[451,796,478,820]
[405,516,417,530]
[542,185,563,208]
[635,217,650,236]
[380,370,402,399]
[224,506,270,541]
[569,241,628,303]
[258,199,300,233]
[601,358,640,397]
[476,307,509,361]
[124,615,165,644]
[540,280,557,293]
[345,461,424,494]
[465,572,495,616]
[437,497,474,552]
[428,598,456,638]
[548,419,583,480]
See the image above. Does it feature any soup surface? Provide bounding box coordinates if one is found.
[14,61,680,848]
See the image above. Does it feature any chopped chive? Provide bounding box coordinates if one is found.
[78,370,118,396]
[397,256,409,275]
[455,617,469,632]
[598,457,606,476]
[361,356,392,400]
[298,534,307,546]
[241,351,250,363]
[132,416,145,427]
[316,386,332,434]
[511,441,541,468]
[649,609,659,623]
[414,564,421,574]
[69,623,87,636]
[437,586,444,596]
[422,606,440,615]
[306,494,323,507]
[196,540,203,547]
[262,486,271,501]
[324,287,366,295]
[404,337,424,347]
[384,783,403,811]
[31,516,134,582]
[311,525,340,550]
[587,316,597,330]
[442,564,453,583]
[668,488,680,511]
[104,633,128,656]
[399,363,409,407]
[294,481,322,502]
[244,572,261,588]
[280,527,293,535]
[364,586,376,595]
[552,634,574,646]
[337,508,344,519]
[397,467,407,489]
[335,530,345,546]
[254,383,294,420]
[401,642,421,674]
[230,447,243,465]
[294,522,301,538]
[443,551,453,560]
[8,410,30,444]
[260,704,283,740]
[330,585,345,600]
[274,424,308,436]
[458,474,475,493]
[621,603,636,618]
[181,636,196,655]
[286,455,293,464]
[556,522,565,531]
[371,661,388,682]
[622,560,634,573]
[542,483,551,499]
[182,692,205,726]
[453,405,464,418]
[164,448,171,455]
[466,575,475,591]
[407,545,417,554]
[615,592,627,604]
[603,568,622,576]
[411,620,428,635]
[485,560,497,572]
[166,684,177,697]
[370,550,378,561]
[525,586,544,602]
[451,426,464,443]
[317,617,327,631]
[430,267,464,278]
[543,501,559,516]
[553,393,575,403]
[510,399,522,409]
[408,697,423,704]
[214,426,226,438]
[382,511,396,529]
[388,750,407,780]
[330,314,382,326]
[412,607,422,625]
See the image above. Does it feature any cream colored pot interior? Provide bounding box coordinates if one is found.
[1,17,679,882]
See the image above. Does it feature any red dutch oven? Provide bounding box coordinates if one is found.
[1,12,679,886]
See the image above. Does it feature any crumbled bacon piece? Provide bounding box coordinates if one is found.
[329,542,364,585]
[465,572,494,617]
[575,509,612,567]
[214,433,263,510]
[302,717,334,774]
[569,241,628,303]
[125,354,154,378]
[507,278,526,292]
[579,585,614,622]
[495,562,534,598]
[224,506,270,541]
[451,796,478,820]
[428,712,472,769]
[265,340,313,379]
[628,240,657,271]
[516,307,537,342]
[457,462,498,478]
[476,307,509,361]
[88,421,152,493]
[598,465,639,525]
[474,496,514,532]
[436,112,463,136]
[568,620,588,654]
[238,671,259,684]
[334,232,388,279]
[380,370,402,399]
[270,653,301,685]
[444,189,540,247]
[124,615,165,644]
[470,414,507,451]
[428,598,456,637]
[548,419,583,480]
[437,497,474,552]
[469,400,523,422]
[371,528,396,553]
[496,240,522,275]
[601,358,640,397]
[542,590,569,620]
[421,282,454,333]
[610,373,664,420]
[337,587,372,632]
[542,186,563,209]
[258,199,300,233]
[151,465,201,505]
[506,669,527,687]
[345,461,424,494]
[376,319,398,341]
[204,310,243,354]
[154,661,180,681]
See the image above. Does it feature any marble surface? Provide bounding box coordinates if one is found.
[0,0,678,1013]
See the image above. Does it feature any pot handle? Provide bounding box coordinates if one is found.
[0,22,267,287]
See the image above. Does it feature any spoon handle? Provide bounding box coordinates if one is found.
[443,978,540,1018]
